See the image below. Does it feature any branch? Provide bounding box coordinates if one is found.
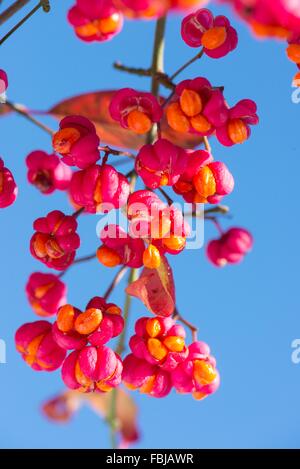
[58,253,96,278]
[5,100,54,135]
[147,16,167,144]
[115,268,139,356]
[72,207,85,219]
[203,205,229,216]
[0,1,50,47]
[158,187,174,206]
[170,48,204,81]
[108,388,118,449]
[103,266,128,301]
[150,17,167,97]
[203,136,212,153]
[0,0,31,26]
[173,307,198,342]
[99,145,136,160]
[113,63,175,91]
[113,62,152,77]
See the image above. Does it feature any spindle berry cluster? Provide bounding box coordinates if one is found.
[10,2,259,447]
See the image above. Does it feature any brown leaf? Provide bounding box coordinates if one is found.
[48,91,203,150]
[42,388,139,447]
[126,254,175,317]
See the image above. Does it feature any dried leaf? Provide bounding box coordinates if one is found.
[126,255,175,317]
[48,91,204,150]
[42,388,139,447]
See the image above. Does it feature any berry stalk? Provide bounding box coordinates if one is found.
[0,1,50,46]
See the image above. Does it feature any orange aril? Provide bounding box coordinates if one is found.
[33,233,49,258]
[193,359,217,385]
[193,166,216,200]
[228,118,248,144]
[163,336,185,352]
[99,13,120,34]
[52,127,81,155]
[162,235,186,252]
[147,338,168,361]
[24,334,44,367]
[97,245,121,267]
[143,244,161,269]
[45,238,64,259]
[190,114,212,133]
[146,318,162,338]
[127,109,152,134]
[57,304,76,332]
[75,308,103,335]
[166,102,190,133]
[201,26,227,50]
[180,89,202,117]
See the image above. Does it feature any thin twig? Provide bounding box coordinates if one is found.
[173,307,198,342]
[0,0,30,26]
[108,389,118,450]
[58,253,96,278]
[203,136,212,153]
[5,100,54,135]
[99,145,136,160]
[72,207,85,219]
[115,268,139,356]
[0,1,50,46]
[103,266,128,301]
[170,49,204,81]
[203,205,229,216]
[147,16,167,145]
[113,62,152,77]
[113,63,175,91]
[210,218,224,235]
[158,187,173,206]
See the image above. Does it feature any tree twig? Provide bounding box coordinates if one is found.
[103,266,128,301]
[173,307,198,342]
[0,0,31,26]
[5,100,54,135]
[0,1,50,46]
[58,253,96,278]
[170,48,204,81]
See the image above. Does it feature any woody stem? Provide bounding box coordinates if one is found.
[147,15,167,145]
[5,100,54,135]
[0,1,50,46]
[0,0,31,26]
[170,48,204,81]
[173,307,198,342]
[103,266,129,301]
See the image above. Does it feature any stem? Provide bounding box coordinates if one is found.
[210,218,224,235]
[170,49,204,81]
[58,253,96,278]
[173,307,198,342]
[5,100,54,135]
[204,205,229,216]
[103,266,128,301]
[0,1,50,47]
[113,62,152,77]
[116,268,139,356]
[99,145,135,160]
[108,388,118,450]
[150,17,167,96]
[203,136,212,153]
[158,187,173,206]
[0,0,30,26]
[72,207,85,219]
[147,16,167,145]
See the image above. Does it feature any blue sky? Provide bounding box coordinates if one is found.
[0,0,300,449]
